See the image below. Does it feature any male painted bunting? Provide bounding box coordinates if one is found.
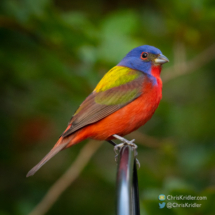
[27,45,169,177]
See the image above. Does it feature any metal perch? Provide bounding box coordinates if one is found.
[116,144,140,215]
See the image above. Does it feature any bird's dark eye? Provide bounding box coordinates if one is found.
[141,52,148,60]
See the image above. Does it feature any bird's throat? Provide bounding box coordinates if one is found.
[151,65,162,78]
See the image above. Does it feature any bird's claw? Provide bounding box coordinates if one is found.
[113,134,139,166]
[135,158,140,169]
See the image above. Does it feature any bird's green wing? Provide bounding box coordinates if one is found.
[62,66,148,137]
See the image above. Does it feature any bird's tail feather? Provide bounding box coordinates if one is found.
[26,136,72,177]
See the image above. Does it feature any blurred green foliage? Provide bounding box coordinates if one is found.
[1,0,215,214]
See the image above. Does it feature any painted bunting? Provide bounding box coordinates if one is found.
[27,45,169,177]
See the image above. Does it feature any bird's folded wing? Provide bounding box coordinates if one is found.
[62,67,148,137]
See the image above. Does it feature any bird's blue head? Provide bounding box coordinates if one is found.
[118,45,169,75]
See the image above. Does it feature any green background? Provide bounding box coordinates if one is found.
[1,0,215,214]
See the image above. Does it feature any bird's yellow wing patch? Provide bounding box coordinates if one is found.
[94,66,142,93]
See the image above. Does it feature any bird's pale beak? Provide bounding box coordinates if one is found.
[154,54,169,64]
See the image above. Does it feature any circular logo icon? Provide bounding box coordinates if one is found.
[158,194,166,201]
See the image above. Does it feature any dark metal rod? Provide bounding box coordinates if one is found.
[116,145,134,215]
[132,162,140,215]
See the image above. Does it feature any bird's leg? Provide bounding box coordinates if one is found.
[112,134,139,167]
[107,140,117,146]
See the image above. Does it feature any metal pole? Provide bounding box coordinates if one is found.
[116,145,136,215]
[132,162,140,215]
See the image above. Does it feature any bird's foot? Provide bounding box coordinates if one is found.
[113,134,139,167]
[113,134,137,150]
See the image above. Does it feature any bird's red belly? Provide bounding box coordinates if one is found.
[75,83,162,141]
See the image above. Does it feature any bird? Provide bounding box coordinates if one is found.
[27,45,169,177]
